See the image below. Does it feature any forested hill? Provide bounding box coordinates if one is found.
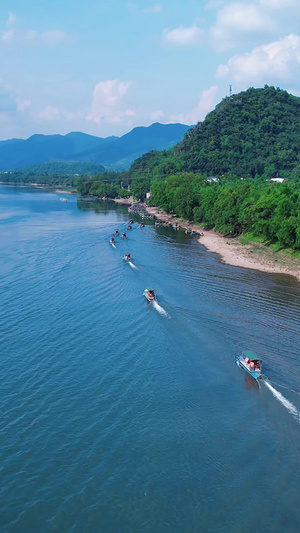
[133,86,300,180]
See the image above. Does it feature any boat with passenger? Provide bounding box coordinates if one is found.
[124,253,131,261]
[114,230,119,236]
[143,287,156,302]
[122,233,127,239]
[127,225,132,230]
[110,237,115,245]
[236,350,264,380]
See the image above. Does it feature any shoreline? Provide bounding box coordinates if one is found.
[144,205,300,283]
[0,182,75,194]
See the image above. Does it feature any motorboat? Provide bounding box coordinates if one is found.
[139,223,145,227]
[110,237,115,245]
[60,197,67,202]
[124,253,131,261]
[122,233,127,239]
[143,287,156,302]
[236,350,264,380]
[114,230,119,236]
[127,225,132,230]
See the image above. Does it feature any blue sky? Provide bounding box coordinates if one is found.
[1,0,300,140]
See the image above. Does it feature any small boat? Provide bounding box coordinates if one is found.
[114,230,119,236]
[139,223,145,228]
[110,237,115,245]
[143,287,156,302]
[236,350,264,380]
[127,225,132,230]
[128,219,134,224]
[122,233,127,239]
[60,197,67,202]
[124,253,131,261]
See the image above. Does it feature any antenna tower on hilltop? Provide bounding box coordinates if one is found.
[229,85,232,97]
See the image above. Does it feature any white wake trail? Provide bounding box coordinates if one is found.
[111,243,116,248]
[265,381,300,420]
[153,300,170,318]
[129,261,138,270]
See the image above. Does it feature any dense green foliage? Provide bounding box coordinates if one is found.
[176,86,300,178]
[14,161,105,175]
[76,171,130,198]
[129,86,300,183]
[151,175,300,249]
[0,171,79,186]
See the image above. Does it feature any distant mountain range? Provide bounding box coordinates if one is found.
[0,123,191,172]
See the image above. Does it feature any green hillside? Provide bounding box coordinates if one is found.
[131,86,300,181]
[123,86,300,251]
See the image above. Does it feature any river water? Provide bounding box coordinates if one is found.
[1,185,300,532]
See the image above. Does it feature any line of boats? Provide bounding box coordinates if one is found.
[109,220,157,303]
[110,215,265,382]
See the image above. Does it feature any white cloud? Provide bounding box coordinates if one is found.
[38,106,61,121]
[25,30,38,41]
[6,12,16,27]
[41,30,69,45]
[260,0,296,8]
[151,110,165,121]
[205,0,227,8]
[143,4,162,13]
[163,24,204,46]
[2,29,15,42]
[170,86,218,124]
[23,29,70,45]
[216,34,300,81]
[16,99,31,111]
[86,79,135,125]
[210,2,277,50]
[287,88,300,97]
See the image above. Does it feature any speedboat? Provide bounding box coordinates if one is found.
[122,233,127,239]
[236,350,264,380]
[114,230,119,236]
[110,237,115,245]
[124,253,131,261]
[143,287,156,302]
[139,223,145,227]
[127,225,132,230]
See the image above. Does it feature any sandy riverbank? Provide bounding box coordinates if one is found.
[145,205,300,283]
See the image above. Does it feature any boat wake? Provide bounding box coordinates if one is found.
[265,381,300,421]
[153,300,170,318]
[111,243,116,248]
[129,261,138,270]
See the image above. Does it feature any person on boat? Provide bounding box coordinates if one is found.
[115,230,119,235]
[250,361,255,371]
[110,237,115,243]
[122,233,127,238]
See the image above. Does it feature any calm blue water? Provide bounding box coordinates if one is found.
[1,185,300,532]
